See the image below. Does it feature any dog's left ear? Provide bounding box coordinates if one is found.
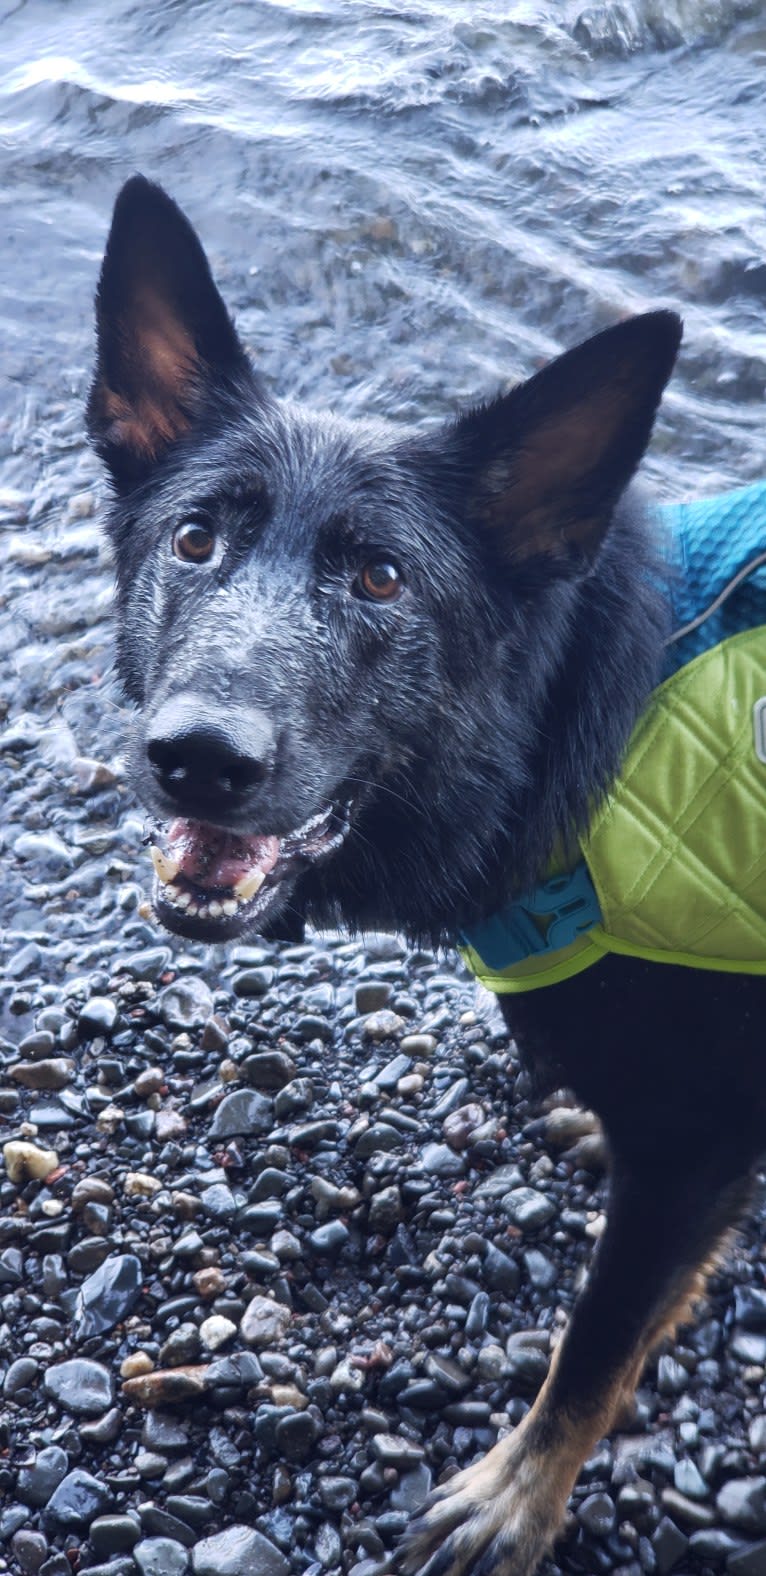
[452,311,682,578]
[87,176,250,488]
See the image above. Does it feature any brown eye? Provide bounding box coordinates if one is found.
[172,521,215,563]
[358,560,404,602]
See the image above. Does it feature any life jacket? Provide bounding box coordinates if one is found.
[461,482,766,995]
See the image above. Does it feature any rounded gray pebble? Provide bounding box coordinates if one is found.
[191,1525,289,1576]
[135,1537,190,1576]
[209,1088,272,1137]
[43,1358,114,1415]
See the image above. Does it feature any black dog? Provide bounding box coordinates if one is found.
[87,177,766,1576]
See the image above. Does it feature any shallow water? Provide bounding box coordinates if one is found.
[0,0,765,840]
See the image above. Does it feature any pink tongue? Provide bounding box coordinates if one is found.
[167,819,280,892]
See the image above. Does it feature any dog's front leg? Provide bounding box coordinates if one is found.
[398,1154,749,1576]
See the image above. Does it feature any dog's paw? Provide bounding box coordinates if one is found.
[396,1433,565,1576]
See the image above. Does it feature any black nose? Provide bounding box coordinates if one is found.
[146,694,276,811]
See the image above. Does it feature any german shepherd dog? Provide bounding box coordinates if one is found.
[87,177,766,1576]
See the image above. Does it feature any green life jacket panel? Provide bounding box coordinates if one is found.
[461,486,766,994]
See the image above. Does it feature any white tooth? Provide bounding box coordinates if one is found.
[233,868,266,901]
[187,903,199,916]
[150,845,181,885]
[208,901,223,918]
[197,904,209,919]
[174,890,191,908]
[222,900,237,916]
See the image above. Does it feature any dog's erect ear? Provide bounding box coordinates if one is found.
[453,311,682,578]
[87,176,249,487]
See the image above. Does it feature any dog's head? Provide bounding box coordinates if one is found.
[88,177,680,944]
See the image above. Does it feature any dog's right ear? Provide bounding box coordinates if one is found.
[87,177,250,488]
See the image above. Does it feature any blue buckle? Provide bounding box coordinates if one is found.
[461,863,602,972]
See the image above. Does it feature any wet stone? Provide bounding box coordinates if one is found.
[368,1184,403,1231]
[251,1166,289,1200]
[208,1088,272,1137]
[240,1294,291,1346]
[735,1287,766,1330]
[274,1076,314,1119]
[11,1531,49,1574]
[728,1540,766,1576]
[421,1141,465,1176]
[673,1457,708,1500]
[578,1492,616,1537]
[503,1186,557,1230]
[717,1477,766,1533]
[309,1220,349,1254]
[688,1528,743,1563]
[43,1468,113,1530]
[0,1245,23,1284]
[4,1140,59,1184]
[142,1413,191,1453]
[43,1358,113,1415]
[391,1462,433,1513]
[4,1356,40,1396]
[80,1407,122,1445]
[89,1515,142,1554]
[9,1058,74,1089]
[160,1323,201,1366]
[200,1182,238,1217]
[139,1505,197,1545]
[657,1354,689,1395]
[232,966,275,996]
[191,1525,289,1576]
[505,1346,550,1393]
[661,1488,714,1530]
[473,1163,525,1198]
[524,1247,557,1290]
[373,1053,412,1090]
[68,1238,111,1275]
[371,1433,425,1468]
[20,1028,57,1056]
[483,1243,520,1294]
[122,1366,212,1407]
[733,1331,766,1365]
[159,978,215,1030]
[17,1446,69,1507]
[315,1522,342,1567]
[652,1516,689,1574]
[292,1013,333,1042]
[135,1537,190,1575]
[78,996,118,1037]
[119,946,172,980]
[361,1009,406,1040]
[275,1409,321,1461]
[318,1475,357,1510]
[241,1049,296,1088]
[0,1507,28,1541]
[355,1122,403,1158]
[72,1252,143,1339]
[355,981,394,1014]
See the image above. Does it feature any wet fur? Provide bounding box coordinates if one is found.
[88,178,766,1576]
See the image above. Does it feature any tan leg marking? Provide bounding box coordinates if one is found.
[399,1256,721,1576]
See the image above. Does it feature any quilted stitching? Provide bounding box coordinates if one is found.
[659,482,766,671]
[585,630,766,961]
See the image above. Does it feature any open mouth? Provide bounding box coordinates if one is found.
[146,804,349,941]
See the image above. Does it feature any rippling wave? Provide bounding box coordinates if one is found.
[1,0,765,505]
